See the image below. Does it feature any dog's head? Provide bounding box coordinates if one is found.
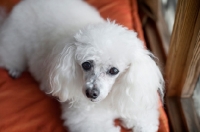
[49,22,164,104]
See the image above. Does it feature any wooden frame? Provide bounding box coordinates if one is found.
[166,0,200,97]
[165,0,200,131]
[139,0,200,131]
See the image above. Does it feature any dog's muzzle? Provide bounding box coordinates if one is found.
[85,88,100,99]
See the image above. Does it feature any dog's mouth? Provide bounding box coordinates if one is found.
[90,98,101,103]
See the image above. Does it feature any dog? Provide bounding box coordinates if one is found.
[0,0,164,132]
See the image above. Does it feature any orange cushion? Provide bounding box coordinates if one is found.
[0,0,169,132]
[0,70,66,132]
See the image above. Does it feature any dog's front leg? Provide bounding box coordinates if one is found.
[121,110,159,132]
[121,115,159,132]
[61,103,121,132]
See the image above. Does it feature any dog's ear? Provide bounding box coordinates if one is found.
[45,45,82,102]
[112,48,164,114]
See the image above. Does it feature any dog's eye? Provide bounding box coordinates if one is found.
[82,62,92,71]
[109,67,119,75]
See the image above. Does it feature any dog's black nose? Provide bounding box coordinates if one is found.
[86,88,100,99]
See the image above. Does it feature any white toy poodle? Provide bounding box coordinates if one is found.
[0,0,164,132]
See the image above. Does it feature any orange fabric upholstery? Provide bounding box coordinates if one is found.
[0,70,66,132]
[0,0,169,132]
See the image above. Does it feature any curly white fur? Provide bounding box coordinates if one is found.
[0,0,164,132]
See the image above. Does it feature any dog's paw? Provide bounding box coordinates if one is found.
[8,69,22,78]
[120,119,134,130]
[113,126,121,132]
